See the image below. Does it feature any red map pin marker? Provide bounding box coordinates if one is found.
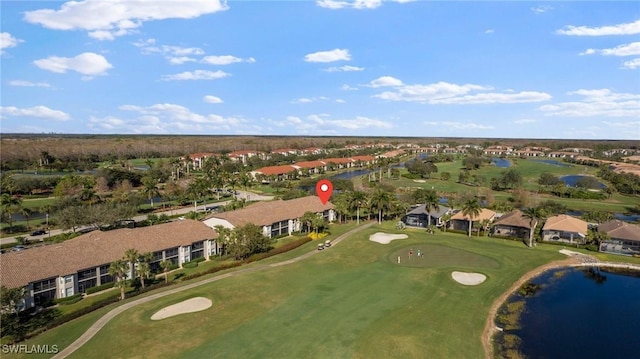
[316,179,333,205]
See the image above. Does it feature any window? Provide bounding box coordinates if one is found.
[33,278,57,293]
[65,276,73,283]
[65,287,73,297]
[77,268,97,281]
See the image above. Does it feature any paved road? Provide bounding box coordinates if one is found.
[0,190,273,246]
[52,221,375,359]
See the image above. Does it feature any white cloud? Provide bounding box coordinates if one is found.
[369,76,404,87]
[336,99,346,103]
[484,29,494,34]
[316,0,383,10]
[290,96,330,104]
[168,56,197,65]
[304,48,351,63]
[8,80,51,88]
[539,89,640,118]
[580,42,640,57]
[324,65,364,72]
[24,0,229,40]
[92,103,245,133]
[622,58,640,69]
[201,55,256,65]
[0,105,70,121]
[423,121,493,130]
[371,78,551,104]
[160,70,230,81]
[531,5,553,14]
[204,95,223,104]
[556,19,640,36]
[341,84,358,91]
[1,32,23,53]
[33,52,113,76]
[514,119,537,124]
[133,39,206,64]
[276,114,392,134]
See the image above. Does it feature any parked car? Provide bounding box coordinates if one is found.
[30,229,46,236]
[324,240,332,248]
[317,243,325,251]
[12,245,25,251]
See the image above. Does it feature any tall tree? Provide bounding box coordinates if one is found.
[300,211,318,233]
[522,207,544,248]
[159,260,172,284]
[20,207,32,230]
[461,198,482,237]
[1,193,22,229]
[124,248,140,281]
[369,189,395,224]
[347,191,367,225]
[108,259,129,300]
[137,261,151,289]
[142,176,161,208]
[423,190,440,228]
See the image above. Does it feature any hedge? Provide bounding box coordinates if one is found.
[54,294,83,305]
[85,282,115,295]
[182,261,198,269]
[244,236,312,263]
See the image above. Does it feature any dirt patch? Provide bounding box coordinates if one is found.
[151,297,212,320]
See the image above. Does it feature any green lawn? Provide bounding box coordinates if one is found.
[6,222,579,359]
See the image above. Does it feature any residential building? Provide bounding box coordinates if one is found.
[542,214,588,244]
[402,205,452,228]
[598,220,640,256]
[203,196,335,238]
[491,210,536,240]
[228,150,268,164]
[449,208,497,232]
[0,220,219,309]
[184,152,217,170]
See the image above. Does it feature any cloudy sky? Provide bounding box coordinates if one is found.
[1,0,639,139]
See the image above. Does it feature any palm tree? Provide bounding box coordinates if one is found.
[213,224,232,255]
[124,248,140,281]
[348,191,367,225]
[369,189,394,224]
[1,193,22,229]
[423,190,440,228]
[239,172,254,193]
[20,207,32,230]
[137,261,151,289]
[142,177,161,208]
[480,218,492,237]
[522,207,544,248]
[108,259,129,300]
[461,198,482,237]
[300,211,318,233]
[159,260,172,284]
[441,212,452,232]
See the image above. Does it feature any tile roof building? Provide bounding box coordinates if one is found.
[598,220,640,256]
[0,220,219,309]
[203,196,335,238]
[542,214,588,244]
[491,210,536,240]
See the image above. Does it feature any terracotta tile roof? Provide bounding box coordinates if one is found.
[349,155,376,162]
[323,157,354,164]
[598,220,640,242]
[542,215,587,234]
[0,220,216,289]
[492,210,534,229]
[451,208,496,222]
[294,161,326,168]
[253,165,297,176]
[208,196,334,227]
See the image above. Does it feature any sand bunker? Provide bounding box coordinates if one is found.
[369,232,408,244]
[413,179,426,183]
[451,271,487,285]
[151,297,212,320]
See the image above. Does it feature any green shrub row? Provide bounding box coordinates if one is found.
[54,294,83,305]
[85,282,115,295]
[191,256,206,263]
[180,261,243,281]
[182,261,199,268]
[244,236,312,263]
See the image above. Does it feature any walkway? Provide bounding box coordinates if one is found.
[52,221,374,359]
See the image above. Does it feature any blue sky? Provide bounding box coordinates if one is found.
[1,1,639,139]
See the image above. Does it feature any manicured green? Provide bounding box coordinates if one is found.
[7,222,579,359]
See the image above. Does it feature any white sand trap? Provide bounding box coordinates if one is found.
[151,297,212,320]
[413,179,426,183]
[369,232,408,244]
[451,271,487,286]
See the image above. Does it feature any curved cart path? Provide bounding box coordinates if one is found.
[52,221,375,359]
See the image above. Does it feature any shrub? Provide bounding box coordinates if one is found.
[191,256,206,263]
[54,294,83,305]
[180,262,243,281]
[85,282,115,295]
[182,261,198,269]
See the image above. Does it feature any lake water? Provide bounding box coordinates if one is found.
[509,267,640,359]
[532,159,573,167]
[491,158,511,168]
[561,175,606,189]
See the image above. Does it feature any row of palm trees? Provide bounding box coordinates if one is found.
[107,249,174,300]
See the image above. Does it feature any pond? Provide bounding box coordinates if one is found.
[531,159,573,167]
[502,267,640,359]
[560,175,606,189]
[491,158,511,168]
